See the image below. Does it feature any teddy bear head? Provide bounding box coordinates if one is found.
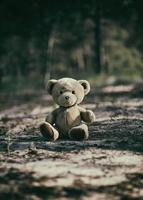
[47,78,90,107]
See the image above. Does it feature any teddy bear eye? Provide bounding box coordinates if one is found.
[72,91,75,94]
[60,91,63,94]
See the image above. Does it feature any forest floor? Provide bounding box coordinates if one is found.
[0,81,143,200]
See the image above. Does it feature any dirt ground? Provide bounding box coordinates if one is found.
[0,82,143,200]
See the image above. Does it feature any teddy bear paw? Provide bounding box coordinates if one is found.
[69,124,89,140]
[40,122,59,141]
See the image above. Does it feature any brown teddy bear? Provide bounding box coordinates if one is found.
[40,78,95,140]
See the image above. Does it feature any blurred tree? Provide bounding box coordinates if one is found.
[0,0,143,85]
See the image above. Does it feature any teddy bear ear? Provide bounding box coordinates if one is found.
[78,80,90,95]
[46,79,57,95]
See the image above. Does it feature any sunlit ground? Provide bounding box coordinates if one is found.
[0,79,143,199]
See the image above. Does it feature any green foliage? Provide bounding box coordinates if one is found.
[0,0,143,91]
[104,25,143,76]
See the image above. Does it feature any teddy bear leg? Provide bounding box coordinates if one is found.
[40,122,59,141]
[68,124,89,140]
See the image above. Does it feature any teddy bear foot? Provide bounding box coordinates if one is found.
[69,124,89,140]
[40,122,59,141]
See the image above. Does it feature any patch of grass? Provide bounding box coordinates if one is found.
[0,70,143,95]
[0,74,44,94]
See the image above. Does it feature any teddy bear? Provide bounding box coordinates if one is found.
[40,78,95,141]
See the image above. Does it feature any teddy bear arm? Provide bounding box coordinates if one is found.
[45,109,57,125]
[45,113,54,124]
[78,106,95,123]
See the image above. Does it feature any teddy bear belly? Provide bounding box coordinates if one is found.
[55,109,81,134]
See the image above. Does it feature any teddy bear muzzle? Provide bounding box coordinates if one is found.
[65,96,70,100]
[58,92,77,107]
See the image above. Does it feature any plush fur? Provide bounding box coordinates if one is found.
[40,78,95,141]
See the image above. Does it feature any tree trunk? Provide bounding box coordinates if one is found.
[94,2,102,74]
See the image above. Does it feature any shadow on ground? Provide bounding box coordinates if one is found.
[0,117,143,153]
[0,167,143,200]
[0,82,143,199]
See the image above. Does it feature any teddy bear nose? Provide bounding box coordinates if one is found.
[65,96,70,100]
